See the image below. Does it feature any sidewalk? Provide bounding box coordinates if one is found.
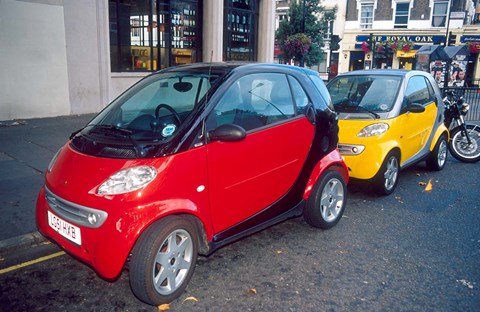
[0,114,94,250]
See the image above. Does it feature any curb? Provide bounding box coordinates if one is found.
[0,231,47,254]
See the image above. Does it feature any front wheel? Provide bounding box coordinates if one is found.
[304,170,347,229]
[448,125,480,163]
[426,134,448,170]
[373,151,400,196]
[129,216,198,305]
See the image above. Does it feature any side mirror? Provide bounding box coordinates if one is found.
[406,103,425,113]
[208,124,246,142]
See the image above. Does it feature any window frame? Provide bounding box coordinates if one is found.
[394,1,410,29]
[359,1,374,29]
[431,0,449,28]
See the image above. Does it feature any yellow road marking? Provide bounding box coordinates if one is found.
[0,251,65,274]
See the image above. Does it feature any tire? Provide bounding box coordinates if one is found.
[129,216,198,305]
[373,151,399,196]
[304,170,347,229]
[448,125,480,163]
[426,134,448,170]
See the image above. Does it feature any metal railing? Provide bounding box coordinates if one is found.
[443,82,480,122]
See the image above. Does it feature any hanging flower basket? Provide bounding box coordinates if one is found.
[401,42,413,52]
[387,39,413,53]
[284,33,312,61]
[466,41,480,54]
[388,40,399,52]
[361,42,370,54]
[376,44,385,53]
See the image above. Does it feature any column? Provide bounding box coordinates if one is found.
[203,1,223,62]
[257,0,275,62]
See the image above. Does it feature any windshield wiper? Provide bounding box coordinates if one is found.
[356,106,380,119]
[88,125,155,158]
[89,124,133,137]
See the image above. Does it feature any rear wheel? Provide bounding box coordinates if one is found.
[129,216,198,305]
[373,151,399,195]
[304,170,347,229]
[426,134,448,170]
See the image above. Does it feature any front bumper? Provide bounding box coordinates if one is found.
[339,141,393,180]
[36,187,134,279]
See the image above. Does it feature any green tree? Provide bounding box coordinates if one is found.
[276,0,337,67]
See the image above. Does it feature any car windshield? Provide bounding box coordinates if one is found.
[327,75,402,114]
[87,71,218,141]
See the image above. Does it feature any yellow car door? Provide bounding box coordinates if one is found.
[397,75,437,163]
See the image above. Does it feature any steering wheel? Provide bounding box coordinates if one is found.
[154,104,182,125]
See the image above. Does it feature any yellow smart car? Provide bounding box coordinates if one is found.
[327,70,449,195]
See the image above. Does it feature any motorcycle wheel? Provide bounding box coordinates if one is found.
[448,124,480,163]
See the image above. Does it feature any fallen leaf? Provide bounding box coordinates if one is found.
[418,181,427,186]
[276,250,283,254]
[182,296,198,303]
[158,303,170,311]
[424,179,433,192]
[247,288,257,294]
[457,279,474,289]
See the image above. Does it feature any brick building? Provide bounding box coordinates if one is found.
[339,0,480,85]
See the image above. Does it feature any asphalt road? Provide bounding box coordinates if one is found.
[0,157,479,311]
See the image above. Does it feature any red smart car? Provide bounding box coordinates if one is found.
[36,63,348,305]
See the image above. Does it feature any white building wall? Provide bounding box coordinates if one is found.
[0,0,70,120]
[64,0,109,115]
[1,0,276,120]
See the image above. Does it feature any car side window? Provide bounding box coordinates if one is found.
[404,76,431,106]
[207,73,295,132]
[288,75,309,114]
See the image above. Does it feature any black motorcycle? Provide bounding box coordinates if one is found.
[443,90,480,163]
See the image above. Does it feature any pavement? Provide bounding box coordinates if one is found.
[0,114,95,253]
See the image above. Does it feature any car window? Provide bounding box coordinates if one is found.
[207,73,295,132]
[308,73,333,110]
[288,75,310,114]
[121,76,209,119]
[405,76,431,106]
[328,75,401,112]
[89,72,217,141]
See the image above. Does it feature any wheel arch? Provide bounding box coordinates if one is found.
[303,149,349,201]
[390,147,401,163]
[430,125,449,152]
[128,211,211,267]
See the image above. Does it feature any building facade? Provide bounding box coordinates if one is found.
[339,0,480,85]
[274,0,345,79]
[0,0,276,120]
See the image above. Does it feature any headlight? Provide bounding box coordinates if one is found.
[48,148,62,172]
[461,103,469,114]
[97,166,157,195]
[357,123,389,137]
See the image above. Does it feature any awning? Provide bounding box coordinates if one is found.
[396,50,417,58]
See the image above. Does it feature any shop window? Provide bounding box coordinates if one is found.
[432,0,449,27]
[394,2,409,28]
[360,2,374,29]
[109,0,201,72]
[224,0,257,61]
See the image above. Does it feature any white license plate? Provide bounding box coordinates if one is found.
[48,211,82,245]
